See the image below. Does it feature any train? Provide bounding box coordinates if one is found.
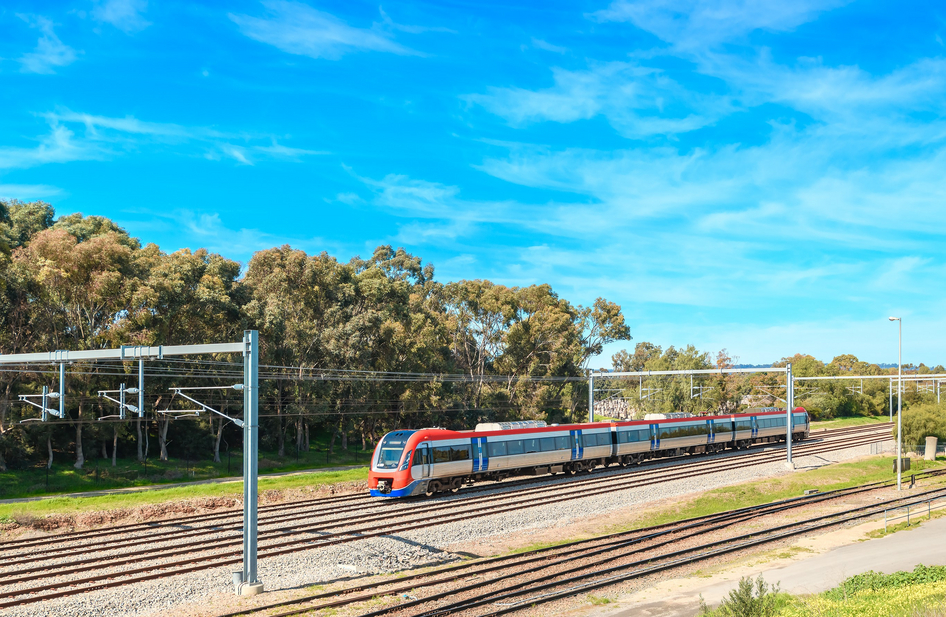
[368,407,810,497]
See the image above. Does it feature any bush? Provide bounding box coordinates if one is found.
[898,403,946,448]
[824,565,946,600]
[700,575,787,617]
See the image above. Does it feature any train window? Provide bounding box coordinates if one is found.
[596,433,610,446]
[573,434,583,449]
[507,440,524,455]
[539,437,556,452]
[523,438,540,454]
[488,441,508,457]
[618,431,629,443]
[432,445,470,463]
[639,429,650,441]
[555,436,569,450]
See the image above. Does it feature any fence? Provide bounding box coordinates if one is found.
[884,494,946,532]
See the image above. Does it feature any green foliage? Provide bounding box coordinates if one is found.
[700,576,788,617]
[0,204,633,473]
[899,403,946,448]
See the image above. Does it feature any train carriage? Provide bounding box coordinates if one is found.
[369,407,809,498]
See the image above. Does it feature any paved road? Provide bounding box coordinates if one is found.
[603,515,946,617]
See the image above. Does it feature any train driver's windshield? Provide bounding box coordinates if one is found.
[375,431,416,469]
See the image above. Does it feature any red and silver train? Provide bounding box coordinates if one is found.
[368,407,809,497]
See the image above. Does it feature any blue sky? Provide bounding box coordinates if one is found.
[2,0,944,367]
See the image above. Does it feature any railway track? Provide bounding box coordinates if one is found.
[0,422,894,610]
[218,468,946,617]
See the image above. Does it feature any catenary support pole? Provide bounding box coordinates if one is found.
[889,378,893,422]
[58,363,65,419]
[786,364,793,467]
[897,320,902,492]
[138,359,144,417]
[588,373,594,423]
[240,330,262,595]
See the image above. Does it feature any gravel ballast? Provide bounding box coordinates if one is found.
[3,440,888,617]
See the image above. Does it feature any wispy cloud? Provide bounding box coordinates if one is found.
[18,15,79,74]
[466,62,733,138]
[0,123,105,170]
[378,6,455,34]
[92,0,151,34]
[530,38,567,54]
[0,183,63,200]
[591,0,850,50]
[230,1,420,60]
[0,110,325,170]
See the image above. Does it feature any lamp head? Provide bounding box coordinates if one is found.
[889,316,900,321]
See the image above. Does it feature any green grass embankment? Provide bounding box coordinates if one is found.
[811,415,891,430]
[0,466,368,521]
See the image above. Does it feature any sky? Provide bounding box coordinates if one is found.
[2,0,944,367]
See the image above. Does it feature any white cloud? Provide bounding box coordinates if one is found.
[230,1,419,60]
[466,62,734,138]
[0,123,105,170]
[531,38,567,54]
[0,184,62,200]
[0,110,324,170]
[592,0,850,50]
[18,15,79,74]
[92,0,151,34]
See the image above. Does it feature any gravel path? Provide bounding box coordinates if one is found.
[3,440,887,617]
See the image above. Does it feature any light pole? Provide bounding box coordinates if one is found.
[889,316,902,491]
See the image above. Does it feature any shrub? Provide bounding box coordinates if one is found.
[898,403,946,448]
[700,575,786,617]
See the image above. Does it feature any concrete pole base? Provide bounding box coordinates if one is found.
[785,461,796,471]
[239,582,264,596]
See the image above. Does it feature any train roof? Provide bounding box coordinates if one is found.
[396,407,807,440]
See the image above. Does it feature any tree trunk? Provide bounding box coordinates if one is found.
[47,434,53,469]
[136,416,144,462]
[112,425,118,467]
[304,422,309,451]
[101,441,108,459]
[341,427,348,451]
[159,417,170,461]
[329,427,337,455]
[213,416,224,463]
[74,403,84,470]
[144,422,150,460]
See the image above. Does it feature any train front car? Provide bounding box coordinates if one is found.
[369,430,421,497]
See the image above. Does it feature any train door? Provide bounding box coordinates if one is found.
[417,443,431,478]
[650,424,659,450]
[751,416,758,439]
[707,419,715,444]
[471,437,488,472]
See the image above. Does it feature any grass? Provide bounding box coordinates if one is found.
[502,457,946,557]
[0,466,368,521]
[776,566,946,617]
[811,415,891,430]
[612,456,946,534]
[586,595,613,605]
[0,442,374,501]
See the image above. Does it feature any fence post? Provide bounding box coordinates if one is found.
[884,508,888,533]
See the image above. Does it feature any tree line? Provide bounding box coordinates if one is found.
[0,200,631,470]
[2,200,939,472]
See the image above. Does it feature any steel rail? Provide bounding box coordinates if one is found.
[0,426,890,582]
[0,428,893,606]
[215,470,946,617]
[0,426,888,579]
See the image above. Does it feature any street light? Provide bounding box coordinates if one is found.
[889,316,902,491]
